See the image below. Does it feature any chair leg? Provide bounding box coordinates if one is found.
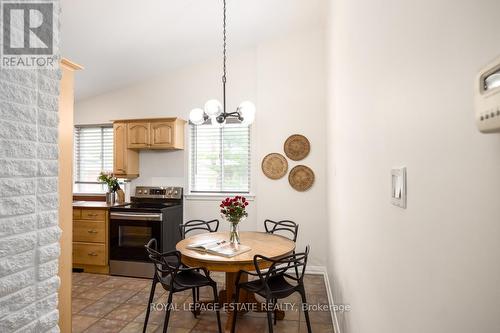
[204,271,210,301]
[162,291,174,333]
[143,278,157,333]
[294,265,300,279]
[191,288,197,318]
[299,289,312,333]
[212,283,222,333]
[293,250,300,279]
[273,298,277,325]
[231,286,241,333]
[266,298,274,333]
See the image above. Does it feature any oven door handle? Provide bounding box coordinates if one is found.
[110,212,163,221]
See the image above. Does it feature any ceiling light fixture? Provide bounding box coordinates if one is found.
[189,0,255,127]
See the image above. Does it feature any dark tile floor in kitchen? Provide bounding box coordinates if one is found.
[72,272,335,333]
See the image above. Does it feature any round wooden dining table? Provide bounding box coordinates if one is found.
[176,231,296,333]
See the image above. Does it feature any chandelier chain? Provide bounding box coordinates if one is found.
[223,0,227,83]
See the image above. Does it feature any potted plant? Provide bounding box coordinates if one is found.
[220,196,249,244]
[98,172,119,204]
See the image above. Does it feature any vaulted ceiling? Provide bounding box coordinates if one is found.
[61,0,326,100]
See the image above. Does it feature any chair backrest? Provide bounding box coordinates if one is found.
[179,219,219,239]
[253,245,310,285]
[264,219,299,242]
[144,238,181,285]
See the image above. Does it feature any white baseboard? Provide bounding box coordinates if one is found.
[305,265,341,333]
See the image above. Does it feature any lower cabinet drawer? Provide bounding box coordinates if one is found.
[80,209,107,221]
[73,221,105,243]
[73,242,106,266]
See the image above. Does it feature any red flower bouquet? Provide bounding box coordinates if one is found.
[220,196,249,244]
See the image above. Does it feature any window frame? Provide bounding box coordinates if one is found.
[73,123,114,185]
[187,119,253,197]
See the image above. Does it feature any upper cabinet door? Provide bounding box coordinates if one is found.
[127,122,150,148]
[113,123,127,174]
[150,121,174,148]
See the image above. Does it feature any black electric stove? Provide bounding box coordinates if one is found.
[109,186,183,278]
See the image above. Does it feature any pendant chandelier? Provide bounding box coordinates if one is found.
[189,0,256,127]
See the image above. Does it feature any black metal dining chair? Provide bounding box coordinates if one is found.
[264,219,299,242]
[143,239,222,333]
[179,219,220,239]
[231,246,312,333]
[264,219,300,278]
[178,219,220,301]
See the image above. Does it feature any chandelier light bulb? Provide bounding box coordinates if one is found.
[204,99,223,117]
[189,108,205,125]
[239,101,256,125]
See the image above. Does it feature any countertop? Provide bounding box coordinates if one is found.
[72,201,127,209]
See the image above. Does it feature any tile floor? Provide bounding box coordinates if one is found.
[72,272,335,333]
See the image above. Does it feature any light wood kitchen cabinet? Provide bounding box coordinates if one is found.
[114,117,185,150]
[72,206,109,274]
[73,243,106,266]
[127,122,150,148]
[150,121,174,148]
[113,122,139,178]
[112,117,186,178]
[73,220,106,243]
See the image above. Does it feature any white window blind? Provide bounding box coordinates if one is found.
[190,122,251,193]
[74,125,113,183]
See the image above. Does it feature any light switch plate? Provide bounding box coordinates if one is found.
[391,167,407,208]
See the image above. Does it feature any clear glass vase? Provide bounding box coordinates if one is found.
[229,221,240,244]
[222,215,246,245]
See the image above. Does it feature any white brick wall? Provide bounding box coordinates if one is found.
[0,4,62,332]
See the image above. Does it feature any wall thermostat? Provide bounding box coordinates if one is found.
[391,167,406,209]
[475,55,500,133]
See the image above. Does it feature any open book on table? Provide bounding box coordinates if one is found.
[187,239,251,258]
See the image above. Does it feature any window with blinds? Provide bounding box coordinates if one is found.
[190,122,251,193]
[74,125,113,184]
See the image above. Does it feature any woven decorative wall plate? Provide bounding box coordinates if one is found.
[284,134,310,161]
[288,165,315,191]
[261,153,288,179]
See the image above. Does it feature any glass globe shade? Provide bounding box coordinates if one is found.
[204,99,223,117]
[239,101,256,125]
[189,108,205,125]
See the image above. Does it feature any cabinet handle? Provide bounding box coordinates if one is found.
[87,229,98,234]
[87,213,98,217]
[87,252,98,256]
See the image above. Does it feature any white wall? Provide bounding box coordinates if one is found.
[75,28,327,266]
[327,0,500,332]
